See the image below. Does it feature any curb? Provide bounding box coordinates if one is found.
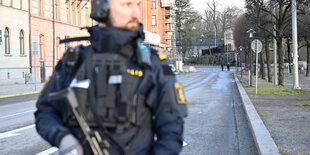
[0,91,40,99]
[234,74,280,155]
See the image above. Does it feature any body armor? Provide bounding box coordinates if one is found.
[62,40,154,154]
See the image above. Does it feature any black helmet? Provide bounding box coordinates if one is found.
[90,0,109,22]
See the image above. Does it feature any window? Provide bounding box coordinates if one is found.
[20,0,22,9]
[72,2,76,24]
[151,0,156,8]
[152,16,156,26]
[0,0,2,4]
[77,6,81,26]
[64,35,70,49]
[225,44,232,51]
[56,37,61,59]
[39,35,45,59]
[55,0,60,20]
[8,0,12,6]
[85,7,89,26]
[4,27,10,54]
[66,1,70,23]
[0,30,2,45]
[20,30,25,55]
[39,0,44,16]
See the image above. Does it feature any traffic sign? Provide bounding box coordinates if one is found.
[251,39,263,53]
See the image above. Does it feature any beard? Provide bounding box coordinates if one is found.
[108,16,139,32]
[124,19,139,32]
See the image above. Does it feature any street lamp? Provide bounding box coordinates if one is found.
[247,29,256,86]
[199,34,204,57]
[239,45,244,79]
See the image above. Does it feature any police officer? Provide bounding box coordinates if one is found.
[35,0,187,155]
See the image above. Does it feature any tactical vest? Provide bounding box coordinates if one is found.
[62,43,154,140]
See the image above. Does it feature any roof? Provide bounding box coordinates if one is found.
[176,39,222,46]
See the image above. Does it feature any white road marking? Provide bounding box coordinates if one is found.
[0,124,35,139]
[0,109,36,119]
[36,147,58,155]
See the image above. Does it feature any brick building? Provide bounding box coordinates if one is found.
[29,0,92,83]
[140,0,176,55]
[29,0,176,83]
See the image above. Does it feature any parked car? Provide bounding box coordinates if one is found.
[168,64,176,72]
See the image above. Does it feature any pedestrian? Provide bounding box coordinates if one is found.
[34,0,187,155]
[227,63,230,71]
[221,64,224,71]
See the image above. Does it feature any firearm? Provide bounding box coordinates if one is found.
[48,88,109,155]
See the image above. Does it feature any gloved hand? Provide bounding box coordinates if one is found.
[59,134,84,155]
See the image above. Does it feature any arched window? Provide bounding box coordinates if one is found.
[20,30,25,55]
[4,27,10,54]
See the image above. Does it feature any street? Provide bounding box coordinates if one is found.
[0,66,257,155]
[0,99,57,155]
[179,67,257,155]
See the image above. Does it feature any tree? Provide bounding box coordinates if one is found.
[298,5,310,76]
[233,14,252,70]
[175,0,197,59]
[245,0,308,86]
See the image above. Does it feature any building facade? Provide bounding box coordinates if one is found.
[30,0,92,83]
[161,0,176,57]
[0,0,30,85]
[139,0,176,56]
[224,26,236,52]
[224,26,238,64]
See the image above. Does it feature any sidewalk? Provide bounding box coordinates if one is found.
[236,72,310,155]
[0,83,45,98]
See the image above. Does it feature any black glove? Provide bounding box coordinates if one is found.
[59,134,83,155]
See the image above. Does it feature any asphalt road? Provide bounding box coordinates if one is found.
[0,99,58,155]
[178,68,257,155]
[0,66,258,155]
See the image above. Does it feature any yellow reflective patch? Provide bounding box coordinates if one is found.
[135,70,139,76]
[130,69,135,75]
[127,68,144,77]
[40,77,51,96]
[174,82,187,104]
[158,53,167,60]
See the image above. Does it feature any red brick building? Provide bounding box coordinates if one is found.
[140,0,176,55]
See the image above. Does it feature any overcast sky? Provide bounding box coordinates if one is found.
[191,0,246,14]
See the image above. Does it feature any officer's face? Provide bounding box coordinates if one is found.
[109,0,141,31]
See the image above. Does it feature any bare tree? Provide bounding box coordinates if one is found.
[298,5,310,76]
[245,0,308,86]
[233,13,255,70]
